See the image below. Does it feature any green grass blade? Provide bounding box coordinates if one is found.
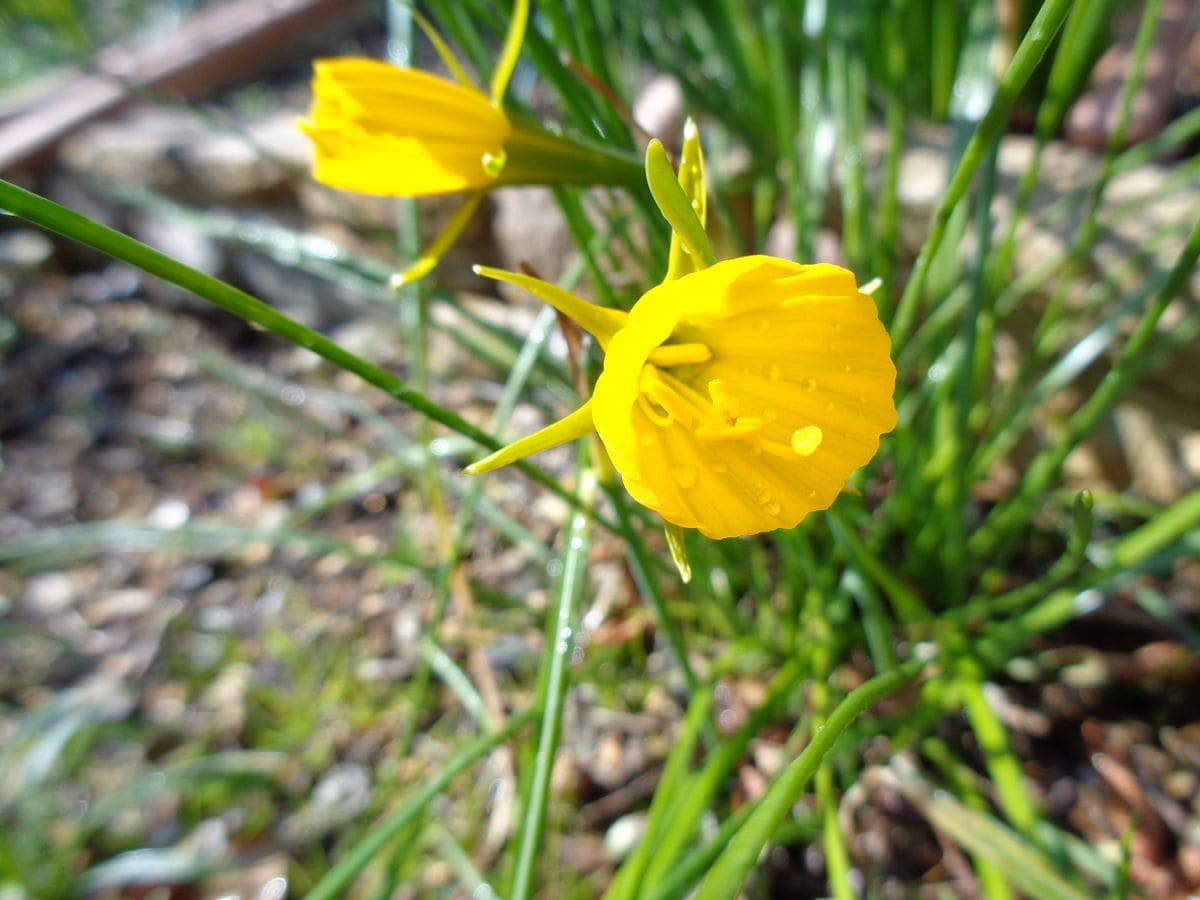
[509,468,595,900]
[972,216,1200,558]
[694,658,924,899]
[890,0,1074,347]
[880,760,1094,900]
[306,710,532,900]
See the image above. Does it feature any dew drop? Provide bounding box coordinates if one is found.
[763,499,782,516]
[792,425,823,456]
[754,317,770,332]
[802,377,817,392]
[481,148,508,176]
[672,465,697,488]
[843,364,854,374]
[766,363,781,380]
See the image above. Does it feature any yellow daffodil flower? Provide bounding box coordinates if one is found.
[466,124,897,542]
[299,0,640,284]
[302,59,512,197]
[467,256,897,539]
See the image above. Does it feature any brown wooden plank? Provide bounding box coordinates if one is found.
[0,0,364,176]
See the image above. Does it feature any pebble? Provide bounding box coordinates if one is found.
[603,811,647,860]
[634,73,684,143]
[22,571,77,615]
[83,588,156,626]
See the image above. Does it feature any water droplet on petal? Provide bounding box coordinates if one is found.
[673,465,697,488]
[754,317,770,332]
[792,425,823,456]
[763,499,782,516]
[802,378,817,392]
[767,363,781,380]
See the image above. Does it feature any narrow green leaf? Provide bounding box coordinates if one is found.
[694,658,924,899]
[645,139,716,270]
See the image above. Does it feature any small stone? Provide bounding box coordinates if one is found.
[22,571,77,615]
[0,229,54,274]
[634,74,684,143]
[83,588,155,626]
[603,812,647,860]
[491,187,574,289]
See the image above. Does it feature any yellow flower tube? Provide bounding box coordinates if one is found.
[299,0,641,283]
[302,59,511,197]
[301,61,643,198]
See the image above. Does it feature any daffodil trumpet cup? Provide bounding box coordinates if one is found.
[466,256,898,540]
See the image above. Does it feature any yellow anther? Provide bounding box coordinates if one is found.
[696,416,765,442]
[647,342,712,367]
[707,378,735,416]
[640,367,694,427]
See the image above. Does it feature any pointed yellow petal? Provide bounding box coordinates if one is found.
[389,193,485,288]
[465,400,595,475]
[472,266,627,348]
[489,0,530,103]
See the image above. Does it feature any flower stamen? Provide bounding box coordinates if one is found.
[646,342,712,367]
[639,367,693,427]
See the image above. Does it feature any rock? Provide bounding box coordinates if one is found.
[22,571,78,615]
[280,762,372,845]
[490,186,574,289]
[0,229,54,276]
[604,811,647,860]
[634,74,685,144]
[58,106,307,203]
[82,588,155,627]
[58,107,200,196]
